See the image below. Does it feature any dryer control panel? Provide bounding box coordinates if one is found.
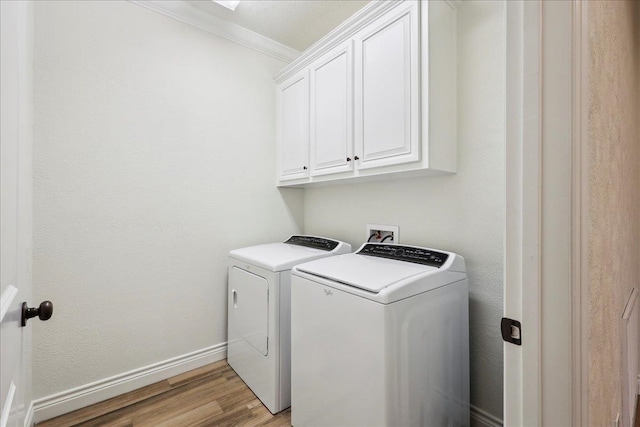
[357,244,449,268]
[285,235,340,251]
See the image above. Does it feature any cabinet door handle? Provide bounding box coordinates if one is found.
[303,166,307,170]
[354,156,359,161]
[346,157,351,162]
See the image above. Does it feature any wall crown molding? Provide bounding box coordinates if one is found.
[128,0,300,63]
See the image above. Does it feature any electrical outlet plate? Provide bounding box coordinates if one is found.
[366,224,399,244]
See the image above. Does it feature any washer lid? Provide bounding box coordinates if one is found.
[294,253,437,293]
[229,236,350,272]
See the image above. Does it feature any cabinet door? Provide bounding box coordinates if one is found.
[354,1,420,170]
[309,42,354,176]
[277,69,309,181]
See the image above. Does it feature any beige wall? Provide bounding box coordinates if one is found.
[587,1,640,425]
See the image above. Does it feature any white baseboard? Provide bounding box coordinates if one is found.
[31,343,227,425]
[471,404,503,427]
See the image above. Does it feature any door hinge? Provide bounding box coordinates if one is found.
[501,317,522,345]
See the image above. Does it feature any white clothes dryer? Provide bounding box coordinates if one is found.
[290,243,470,427]
[227,235,351,414]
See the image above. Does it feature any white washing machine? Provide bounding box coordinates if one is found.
[227,235,351,414]
[291,243,470,427]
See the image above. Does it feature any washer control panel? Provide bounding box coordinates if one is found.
[358,244,449,267]
[285,235,339,251]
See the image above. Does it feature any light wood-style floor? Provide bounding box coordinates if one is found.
[33,363,640,427]
[36,360,291,427]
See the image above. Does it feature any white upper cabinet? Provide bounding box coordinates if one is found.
[277,69,309,181]
[309,41,354,176]
[275,0,457,187]
[354,1,419,170]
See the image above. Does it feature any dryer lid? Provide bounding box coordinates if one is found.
[229,239,349,272]
[293,253,437,293]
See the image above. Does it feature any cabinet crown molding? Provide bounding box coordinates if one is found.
[274,0,401,83]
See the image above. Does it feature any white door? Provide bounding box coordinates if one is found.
[309,41,354,176]
[1,1,33,426]
[276,69,309,181]
[353,1,420,171]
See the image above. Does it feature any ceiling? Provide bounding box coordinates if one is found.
[185,0,370,52]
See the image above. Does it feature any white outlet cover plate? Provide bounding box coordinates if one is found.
[366,224,399,244]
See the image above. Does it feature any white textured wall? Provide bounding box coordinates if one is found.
[303,1,505,419]
[32,0,302,399]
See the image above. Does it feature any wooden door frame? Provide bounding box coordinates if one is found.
[504,0,589,425]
